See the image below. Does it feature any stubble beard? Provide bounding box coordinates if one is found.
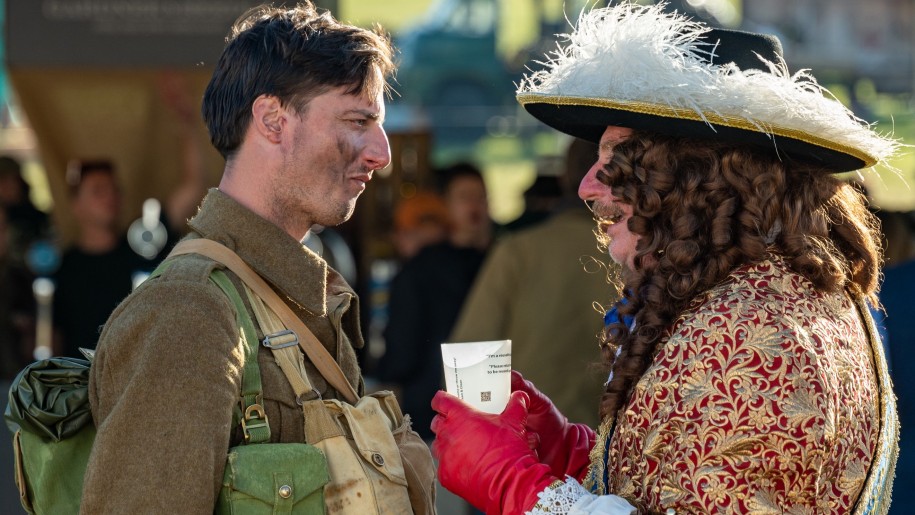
[330,196,358,226]
[274,170,363,232]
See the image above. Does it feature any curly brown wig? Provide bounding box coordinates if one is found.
[597,131,882,420]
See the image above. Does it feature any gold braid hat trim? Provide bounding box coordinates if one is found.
[516,93,877,168]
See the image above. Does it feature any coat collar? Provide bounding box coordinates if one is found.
[188,188,341,317]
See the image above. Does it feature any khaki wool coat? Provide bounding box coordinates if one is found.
[81,189,367,513]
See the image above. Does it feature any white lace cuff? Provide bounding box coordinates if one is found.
[527,477,636,514]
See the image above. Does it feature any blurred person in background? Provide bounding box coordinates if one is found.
[0,205,35,515]
[52,160,152,358]
[51,77,209,358]
[440,162,495,252]
[379,161,494,439]
[0,155,51,262]
[0,207,36,380]
[53,149,205,357]
[876,207,915,513]
[392,190,450,260]
[379,162,494,515]
[450,138,611,428]
[502,174,562,233]
[155,71,213,235]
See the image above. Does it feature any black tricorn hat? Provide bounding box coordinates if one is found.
[516,3,899,172]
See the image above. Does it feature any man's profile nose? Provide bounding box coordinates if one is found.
[578,162,605,201]
[365,127,391,171]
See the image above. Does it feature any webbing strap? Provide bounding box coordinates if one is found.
[145,257,271,443]
[243,284,318,402]
[209,270,271,444]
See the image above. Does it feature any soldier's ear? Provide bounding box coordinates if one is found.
[251,95,285,144]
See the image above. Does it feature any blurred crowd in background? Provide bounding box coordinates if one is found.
[1,0,915,513]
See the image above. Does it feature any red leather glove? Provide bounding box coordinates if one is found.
[512,370,596,481]
[430,390,557,515]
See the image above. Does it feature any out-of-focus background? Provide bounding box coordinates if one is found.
[1,0,913,513]
[3,0,913,233]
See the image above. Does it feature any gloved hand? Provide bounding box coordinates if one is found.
[512,370,596,481]
[431,390,557,515]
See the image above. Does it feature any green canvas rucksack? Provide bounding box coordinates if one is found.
[3,268,330,514]
[6,354,94,514]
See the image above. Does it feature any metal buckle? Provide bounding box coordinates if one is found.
[241,403,269,442]
[261,329,298,349]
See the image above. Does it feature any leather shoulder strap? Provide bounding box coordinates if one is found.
[168,238,360,403]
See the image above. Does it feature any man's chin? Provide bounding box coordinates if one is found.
[318,202,357,227]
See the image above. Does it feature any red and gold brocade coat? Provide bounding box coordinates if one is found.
[584,255,881,513]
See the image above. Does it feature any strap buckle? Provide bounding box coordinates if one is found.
[261,329,298,350]
[241,403,269,443]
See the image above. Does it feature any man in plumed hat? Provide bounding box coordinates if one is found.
[429,3,901,514]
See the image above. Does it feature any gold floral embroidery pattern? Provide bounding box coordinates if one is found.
[603,257,879,513]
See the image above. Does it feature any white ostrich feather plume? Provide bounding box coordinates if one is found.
[517,2,902,168]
